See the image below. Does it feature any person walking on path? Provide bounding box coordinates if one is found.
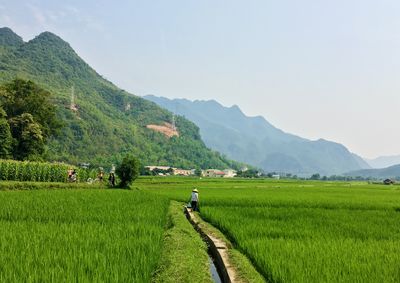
[191,188,199,212]
[108,172,115,187]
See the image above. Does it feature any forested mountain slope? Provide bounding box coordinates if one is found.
[0,27,240,169]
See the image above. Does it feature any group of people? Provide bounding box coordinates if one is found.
[97,168,115,187]
[98,169,116,187]
[67,168,116,186]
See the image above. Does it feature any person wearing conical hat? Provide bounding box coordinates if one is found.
[191,188,199,212]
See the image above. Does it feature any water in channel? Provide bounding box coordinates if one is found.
[209,256,222,283]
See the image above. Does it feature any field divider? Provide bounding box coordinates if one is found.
[184,206,238,283]
[0,181,106,191]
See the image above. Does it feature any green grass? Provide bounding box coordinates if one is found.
[152,201,212,283]
[0,189,169,282]
[138,177,400,282]
[0,181,105,190]
[190,209,265,283]
[2,177,399,282]
[229,249,266,283]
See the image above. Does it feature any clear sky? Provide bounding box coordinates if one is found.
[1,0,399,159]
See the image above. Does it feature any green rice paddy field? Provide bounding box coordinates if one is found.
[0,178,399,282]
[0,189,169,282]
[139,177,400,282]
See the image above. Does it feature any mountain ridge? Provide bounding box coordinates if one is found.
[144,95,371,175]
[365,155,400,169]
[345,164,400,179]
[0,27,23,47]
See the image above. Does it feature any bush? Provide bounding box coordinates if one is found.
[116,155,140,188]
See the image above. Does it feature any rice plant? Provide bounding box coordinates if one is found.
[139,177,400,282]
[0,189,169,282]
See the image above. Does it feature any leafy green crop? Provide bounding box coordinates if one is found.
[0,159,96,182]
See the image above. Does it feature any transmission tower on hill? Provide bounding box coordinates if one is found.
[69,86,78,112]
[171,113,176,131]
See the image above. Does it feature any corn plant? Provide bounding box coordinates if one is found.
[0,159,97,183]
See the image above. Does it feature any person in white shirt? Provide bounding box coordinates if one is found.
[191,188,199,211]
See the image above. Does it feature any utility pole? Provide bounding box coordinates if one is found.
[172,113,176,131]
[70,86,78,112]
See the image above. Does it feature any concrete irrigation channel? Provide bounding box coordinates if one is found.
[184,207,238,283]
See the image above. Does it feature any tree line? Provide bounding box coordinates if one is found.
[0,79,60,160]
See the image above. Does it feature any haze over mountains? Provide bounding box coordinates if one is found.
[0,27,240,169]
[365,155,400,169]
[345,164,400,179]
[145,95,372,175]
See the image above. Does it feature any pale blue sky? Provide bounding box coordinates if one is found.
[1,0,399,158]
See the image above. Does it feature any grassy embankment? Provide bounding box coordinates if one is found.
[140,177,267,282]
[190,210,266,283]
[138,176,400,283]
[153,201,212,283]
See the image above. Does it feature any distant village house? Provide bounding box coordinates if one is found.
[223,169,237,178]
[174,169,195,176]
[145,166,236,178]
[145,166,194,176]
[202,169,237,178]
[146,166,174,172]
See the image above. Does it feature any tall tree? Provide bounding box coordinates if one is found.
[9,113,44,160]
[0,108,12,159]
[0,79,60,139]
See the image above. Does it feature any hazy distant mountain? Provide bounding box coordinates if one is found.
[352,154,372,169]
[365,155,400,169]
[345,164,400,179]
[144,95,370,175]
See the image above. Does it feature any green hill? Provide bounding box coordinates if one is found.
[0,27,240,170]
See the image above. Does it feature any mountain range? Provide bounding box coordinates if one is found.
[1,26,392,175]
[365,155,400,169]
[0,27,241,170]
[345,164,400,179]
[144,95,371,175]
